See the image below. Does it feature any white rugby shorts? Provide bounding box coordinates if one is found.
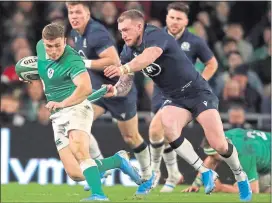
[50,100,93,151]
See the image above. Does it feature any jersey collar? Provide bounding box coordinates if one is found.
[82,19,92,37]
[165,26,188,41]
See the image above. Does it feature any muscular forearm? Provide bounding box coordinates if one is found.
[126,47,162,73]
[114,74,134,96]
[62,85,92,107]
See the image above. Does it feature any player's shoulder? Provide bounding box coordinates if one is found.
[70,29,78,38]
[144,24,170,42]
[145,24,165,36]
[36,39,44,49]
[63,45,83,62]
[36,39,46,58]
[186,29,207,45]
[87,19,109,35]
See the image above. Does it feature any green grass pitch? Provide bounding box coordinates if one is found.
[1,183,270,202]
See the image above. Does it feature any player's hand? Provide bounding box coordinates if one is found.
[104,65,122,78]
[19,77,31,84]
[45,101,64,112]
[181,186,200,193]
[102,84,116,97]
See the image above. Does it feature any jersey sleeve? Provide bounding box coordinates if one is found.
[68,59,87,80]
[239,155,258,182]
[196,38,214,63]
[89,28,115,56]
[145,30,168,51]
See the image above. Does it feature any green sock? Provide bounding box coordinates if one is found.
[95,154,121,173]
[83,166,104,196]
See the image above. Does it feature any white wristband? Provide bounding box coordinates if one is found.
[84,60,92,69]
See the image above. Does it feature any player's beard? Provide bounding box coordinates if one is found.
[169,26,185,38]
[128,34,142,47]
[135,34,142,46]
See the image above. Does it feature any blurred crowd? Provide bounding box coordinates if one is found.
[0,1,271,127]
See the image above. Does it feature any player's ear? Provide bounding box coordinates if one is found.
[138,22,143,32]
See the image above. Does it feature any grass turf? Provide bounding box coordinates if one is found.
[1,183,270,202]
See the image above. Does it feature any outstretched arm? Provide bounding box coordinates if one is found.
[104,74,134,97]
[104,47,163,78]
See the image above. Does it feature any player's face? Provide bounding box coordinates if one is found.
[229,109,245,125]
[67,4,90,32]
[43,37,66,60]
[118,19,142,47]
[166,9,188,35]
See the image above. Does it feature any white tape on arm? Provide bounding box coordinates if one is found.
[84,60,92,69]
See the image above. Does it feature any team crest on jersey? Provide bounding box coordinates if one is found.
[142,63,162,77]
[47,68,54,79]
[181,42,190,51]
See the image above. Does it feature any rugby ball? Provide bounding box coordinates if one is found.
[15,56,40,81]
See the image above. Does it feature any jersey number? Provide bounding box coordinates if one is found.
[246,131,267,140]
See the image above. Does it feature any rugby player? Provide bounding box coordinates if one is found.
[104,10,252,201]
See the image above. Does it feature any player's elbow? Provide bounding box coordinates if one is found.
[82,83,92,96]
[208,57,218,72]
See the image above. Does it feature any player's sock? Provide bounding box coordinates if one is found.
[89,133,104,160]
[80,159,104,196]
[163,144,180,177]
[169,136,208,173]
[150,138,165,172]
[219,143,246,181]
[94,154,121,173]
[133,141,152,180]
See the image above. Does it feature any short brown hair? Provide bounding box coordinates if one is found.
[117,9,144,23]
[65,1,90,10]
[42,23,65,40]
[167,2,190,15]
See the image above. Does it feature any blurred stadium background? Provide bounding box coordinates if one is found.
[0,1,271,200]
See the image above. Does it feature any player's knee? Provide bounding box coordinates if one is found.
[149,123,164,141]
[66,170,84,181]
[122,132,136,145]
[210,141,228,154]
[161,119,179,139]
[122,132,142,147]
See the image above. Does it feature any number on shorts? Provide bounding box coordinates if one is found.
[246,131,267,140]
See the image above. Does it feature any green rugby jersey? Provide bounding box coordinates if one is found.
[205,128,271,182]
[36,40,87,102]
